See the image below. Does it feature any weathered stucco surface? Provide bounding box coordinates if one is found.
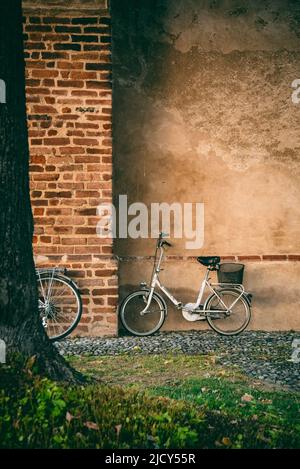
[112,0,300,330]
[119,259,300,331]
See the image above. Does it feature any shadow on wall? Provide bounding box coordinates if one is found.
[111,0,300,257]
[111,0,300,332]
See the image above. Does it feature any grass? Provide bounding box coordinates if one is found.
[0,353,299,449]
[68,353,300,448]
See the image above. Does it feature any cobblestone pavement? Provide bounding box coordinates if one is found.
[55,331,300,391]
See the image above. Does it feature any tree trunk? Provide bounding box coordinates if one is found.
[0,0,81,383]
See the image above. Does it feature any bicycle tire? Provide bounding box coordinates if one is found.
[205,288,251,336]
[119,290,167,336]
[37,273,82,341]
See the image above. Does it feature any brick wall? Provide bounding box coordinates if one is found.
[23,2,118,336]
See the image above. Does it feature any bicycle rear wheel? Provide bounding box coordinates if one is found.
[206,288,251,336]
[120,290,166,336]
[37,273,82,341]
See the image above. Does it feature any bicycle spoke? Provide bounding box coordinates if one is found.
[48,285,69,299]
[38,273,47,304]
[37,274,81,340]
[121,291,165,336]
[206,289,250,335]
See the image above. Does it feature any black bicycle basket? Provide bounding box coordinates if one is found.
[217,263,244,284]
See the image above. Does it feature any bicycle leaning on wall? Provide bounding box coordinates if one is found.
[119,232,253,336]
[36,268,82,341]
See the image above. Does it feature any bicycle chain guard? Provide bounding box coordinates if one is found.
[182,303,206,321]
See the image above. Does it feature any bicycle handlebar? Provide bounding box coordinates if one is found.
[161,240,172,247]
[157,232,172,248]
[159,231,169,239]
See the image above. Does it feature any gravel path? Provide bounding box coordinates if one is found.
[55,331,300,391]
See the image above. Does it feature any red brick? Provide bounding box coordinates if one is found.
[32,174,59,181]
[93,315,104,321]
[44,191,72,198]
[262,255,288,261]
[93,288,117,295]
[27,88,51,98]
[28,17,41,24]
[71,34,98,43]
[44,97,55,104]
[73,138,99,146]
[26,78,40,86]
[86,81,112,90]
[46,208,72,216]
[30,164,44,172]
[34,217,55,225]
[84,27,109,34]
[71,90,97,97]
[26,10,115,337]
[57,80,84,88]
[72,18,98,25]
[86,114,110,121]
[86,62,112,71]
[43,138,70,145]
[57,61,84,69]
[25,42,46,50]
[31,69,59,78]
[53,227,73,234]
[75,227,96,235]
[54,43,81,51]
[42,52,69,59]
[40,236,52,243]
[75,190,100,197]
[107,297,118,306]
[86,148,103,154]
[31,200,48,207]
[32,105,57,114]
[61,238,87,245]
[55,26,81,33]
[75,325,89,333]
[93,298,105,305]
[76,122,99,129]
[42,79,55,86]
[70,71,97,79]
[26,25,52,32]
[237,256,262,261]
[43,17,70,24]
[95,270,116,277]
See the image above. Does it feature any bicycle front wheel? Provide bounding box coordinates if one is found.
[38,274,82,341]
[206,288,251,336]
[120,290,166,336]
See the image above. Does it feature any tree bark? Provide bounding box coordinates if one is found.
[0,0,82,383]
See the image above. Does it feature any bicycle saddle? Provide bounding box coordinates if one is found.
[197,256,220,267]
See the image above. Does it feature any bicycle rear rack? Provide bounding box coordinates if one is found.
[35,267,67,275]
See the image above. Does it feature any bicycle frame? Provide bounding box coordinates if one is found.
[140,243,245,317]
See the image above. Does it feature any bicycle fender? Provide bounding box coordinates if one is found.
[37,271,81,294]
[119,289,168,316]
[153,291,168,316]
[143,289,168,316]
[243,292,253,306]
[56,274,81,294]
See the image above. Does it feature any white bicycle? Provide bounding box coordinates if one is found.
[119,233,252,336]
